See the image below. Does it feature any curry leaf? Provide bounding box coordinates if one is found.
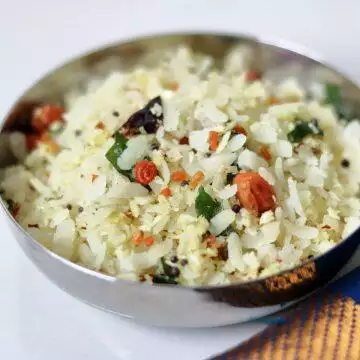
[195,186,222,221]
[105,133,132,179]
[220,225,235,236]
[161,257,174,277]
[325,83,342,106]
[287,119,323,143]
[152,258,179,285]
[153,275,178,285]
[325,83,355,122]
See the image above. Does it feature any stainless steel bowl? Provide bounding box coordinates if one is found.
[1,33,360,327]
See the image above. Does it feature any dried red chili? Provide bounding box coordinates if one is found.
[234,172,276,214]
[134,160,158,185]
[31,104,64,133]
[232,125,248,136]
[25,134,40,151]
[179,136,189,145]
[245,69,262,82]
[122,96,163,135]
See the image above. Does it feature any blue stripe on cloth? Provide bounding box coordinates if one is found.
[326,266,360,302]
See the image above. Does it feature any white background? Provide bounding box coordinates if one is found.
[1,1,360,359]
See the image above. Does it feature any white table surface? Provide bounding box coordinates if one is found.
[1,1,360,359]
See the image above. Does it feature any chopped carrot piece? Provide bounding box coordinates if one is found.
[258,145,272,161]
[133,231,144,245]
[179,136,189,145]
[171,170,189,182]
[209,131,219,152]
[144,235,155,246]
[47,140,59,154]
[233,172,276,214]
[39,133,59,154]
[233,125,248,136]
[39,133,50,142]
[160,187,172,197]
[95,121,105,130]
[91,174,98,183]
[189,171,205,190]
[267,96,280,105]
[245,69,262,82]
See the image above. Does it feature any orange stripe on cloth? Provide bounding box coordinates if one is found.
[212,296,360,360]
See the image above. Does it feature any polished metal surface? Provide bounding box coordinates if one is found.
[1,33,360,327]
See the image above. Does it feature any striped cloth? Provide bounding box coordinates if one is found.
[213,267,360,360]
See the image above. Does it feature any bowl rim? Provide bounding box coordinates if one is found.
[1,30,359,291]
